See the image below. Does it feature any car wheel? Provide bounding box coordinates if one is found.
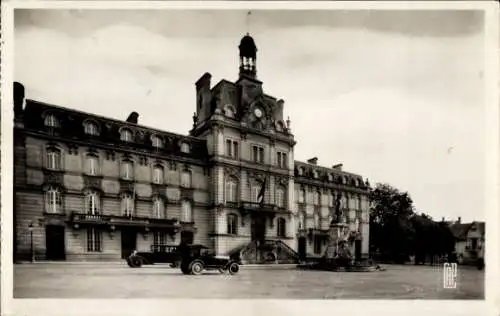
[190,261,204,275]
[228,262,239,275]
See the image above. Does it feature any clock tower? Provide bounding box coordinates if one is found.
[190,34,297,260]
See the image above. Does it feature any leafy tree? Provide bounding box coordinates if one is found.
[369,183,416,263]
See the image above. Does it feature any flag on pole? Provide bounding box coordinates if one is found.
[257,177,266,205]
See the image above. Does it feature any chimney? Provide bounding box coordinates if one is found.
[307,157,318,165]
[195,72,212,89]
[457,217,461,224]
[441,217,445,222]
[126,112,139,124]
[14,82,25,117]
[332,163,343,171]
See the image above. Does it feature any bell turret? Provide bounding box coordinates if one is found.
[239,33,257,79]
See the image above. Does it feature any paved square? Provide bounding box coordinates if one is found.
[14,263,484,299]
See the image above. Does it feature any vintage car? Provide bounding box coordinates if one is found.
[126,245,180,268]
[179,244,240,275]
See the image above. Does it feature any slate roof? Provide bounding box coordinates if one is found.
[449,221,485,240]
[449,223,473,240]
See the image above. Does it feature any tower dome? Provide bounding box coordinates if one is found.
[239,33,257,58]
[238,33,258,78]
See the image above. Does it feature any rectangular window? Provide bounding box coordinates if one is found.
[225,140,239,159]
[45,190,62,213]
[86,194,100,215]
[153,167,163,184]
[47,151,61,170]
[153,199,164,218]
[122,196,134,217]
[181,171,191,188]
[87,156,99,175]
[121,162,133,180]
[251,145,264,163]
[277,152,287,168]
[251,186,260,203]
[87,228,102,252]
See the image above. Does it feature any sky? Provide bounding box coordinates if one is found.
[14,9,486,222]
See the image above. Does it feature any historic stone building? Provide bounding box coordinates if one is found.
[13,34,371,262]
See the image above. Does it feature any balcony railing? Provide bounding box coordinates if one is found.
[70,211,181,229]
[71,212,111,224]
[239,201,289,213]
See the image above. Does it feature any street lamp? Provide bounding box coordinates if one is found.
[28,222,34,263]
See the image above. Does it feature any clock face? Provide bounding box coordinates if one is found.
[254,108,263,118]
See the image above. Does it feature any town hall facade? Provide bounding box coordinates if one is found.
[13,34,371,263]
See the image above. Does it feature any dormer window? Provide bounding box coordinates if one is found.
[312,170,319,179]
[84,121,99,136]
[180,142,190,153]
[44,114,59,127]
[151,135,163,149]
[297,167,305,176]
[120,128,133,142]
[224,105,236,118]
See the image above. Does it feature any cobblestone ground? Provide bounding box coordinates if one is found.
[14,263,484,299]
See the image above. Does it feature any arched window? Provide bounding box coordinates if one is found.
[45,186,62,214]
[227,214,238,235]
[357,196,362,210]
[152,196,164,219]
[313,190,320,206]
[298,212,306,230]
[277,218,286,237]
[84,121,99,136]
[313,212,321,229]
[121,193,134,217]
[120,128,133,142]
[181,170,192,188]
[151,135,163,149]
[85,154,99,176]
[84,191,100,215]
[44,114,59,127]
[275,185,286,208]
[120,159,134,180]
[152,165,164,184]
[181,200,193,222]
[46,147,62,170]
[298,187,306,203]
[225,177,238,202]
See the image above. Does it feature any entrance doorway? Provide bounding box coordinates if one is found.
[45,225,66,260]
[355,240,362,260]
[251,215,266,245]
[121,228,137,258]
[180,231,194,245]
[298,237,307,261]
